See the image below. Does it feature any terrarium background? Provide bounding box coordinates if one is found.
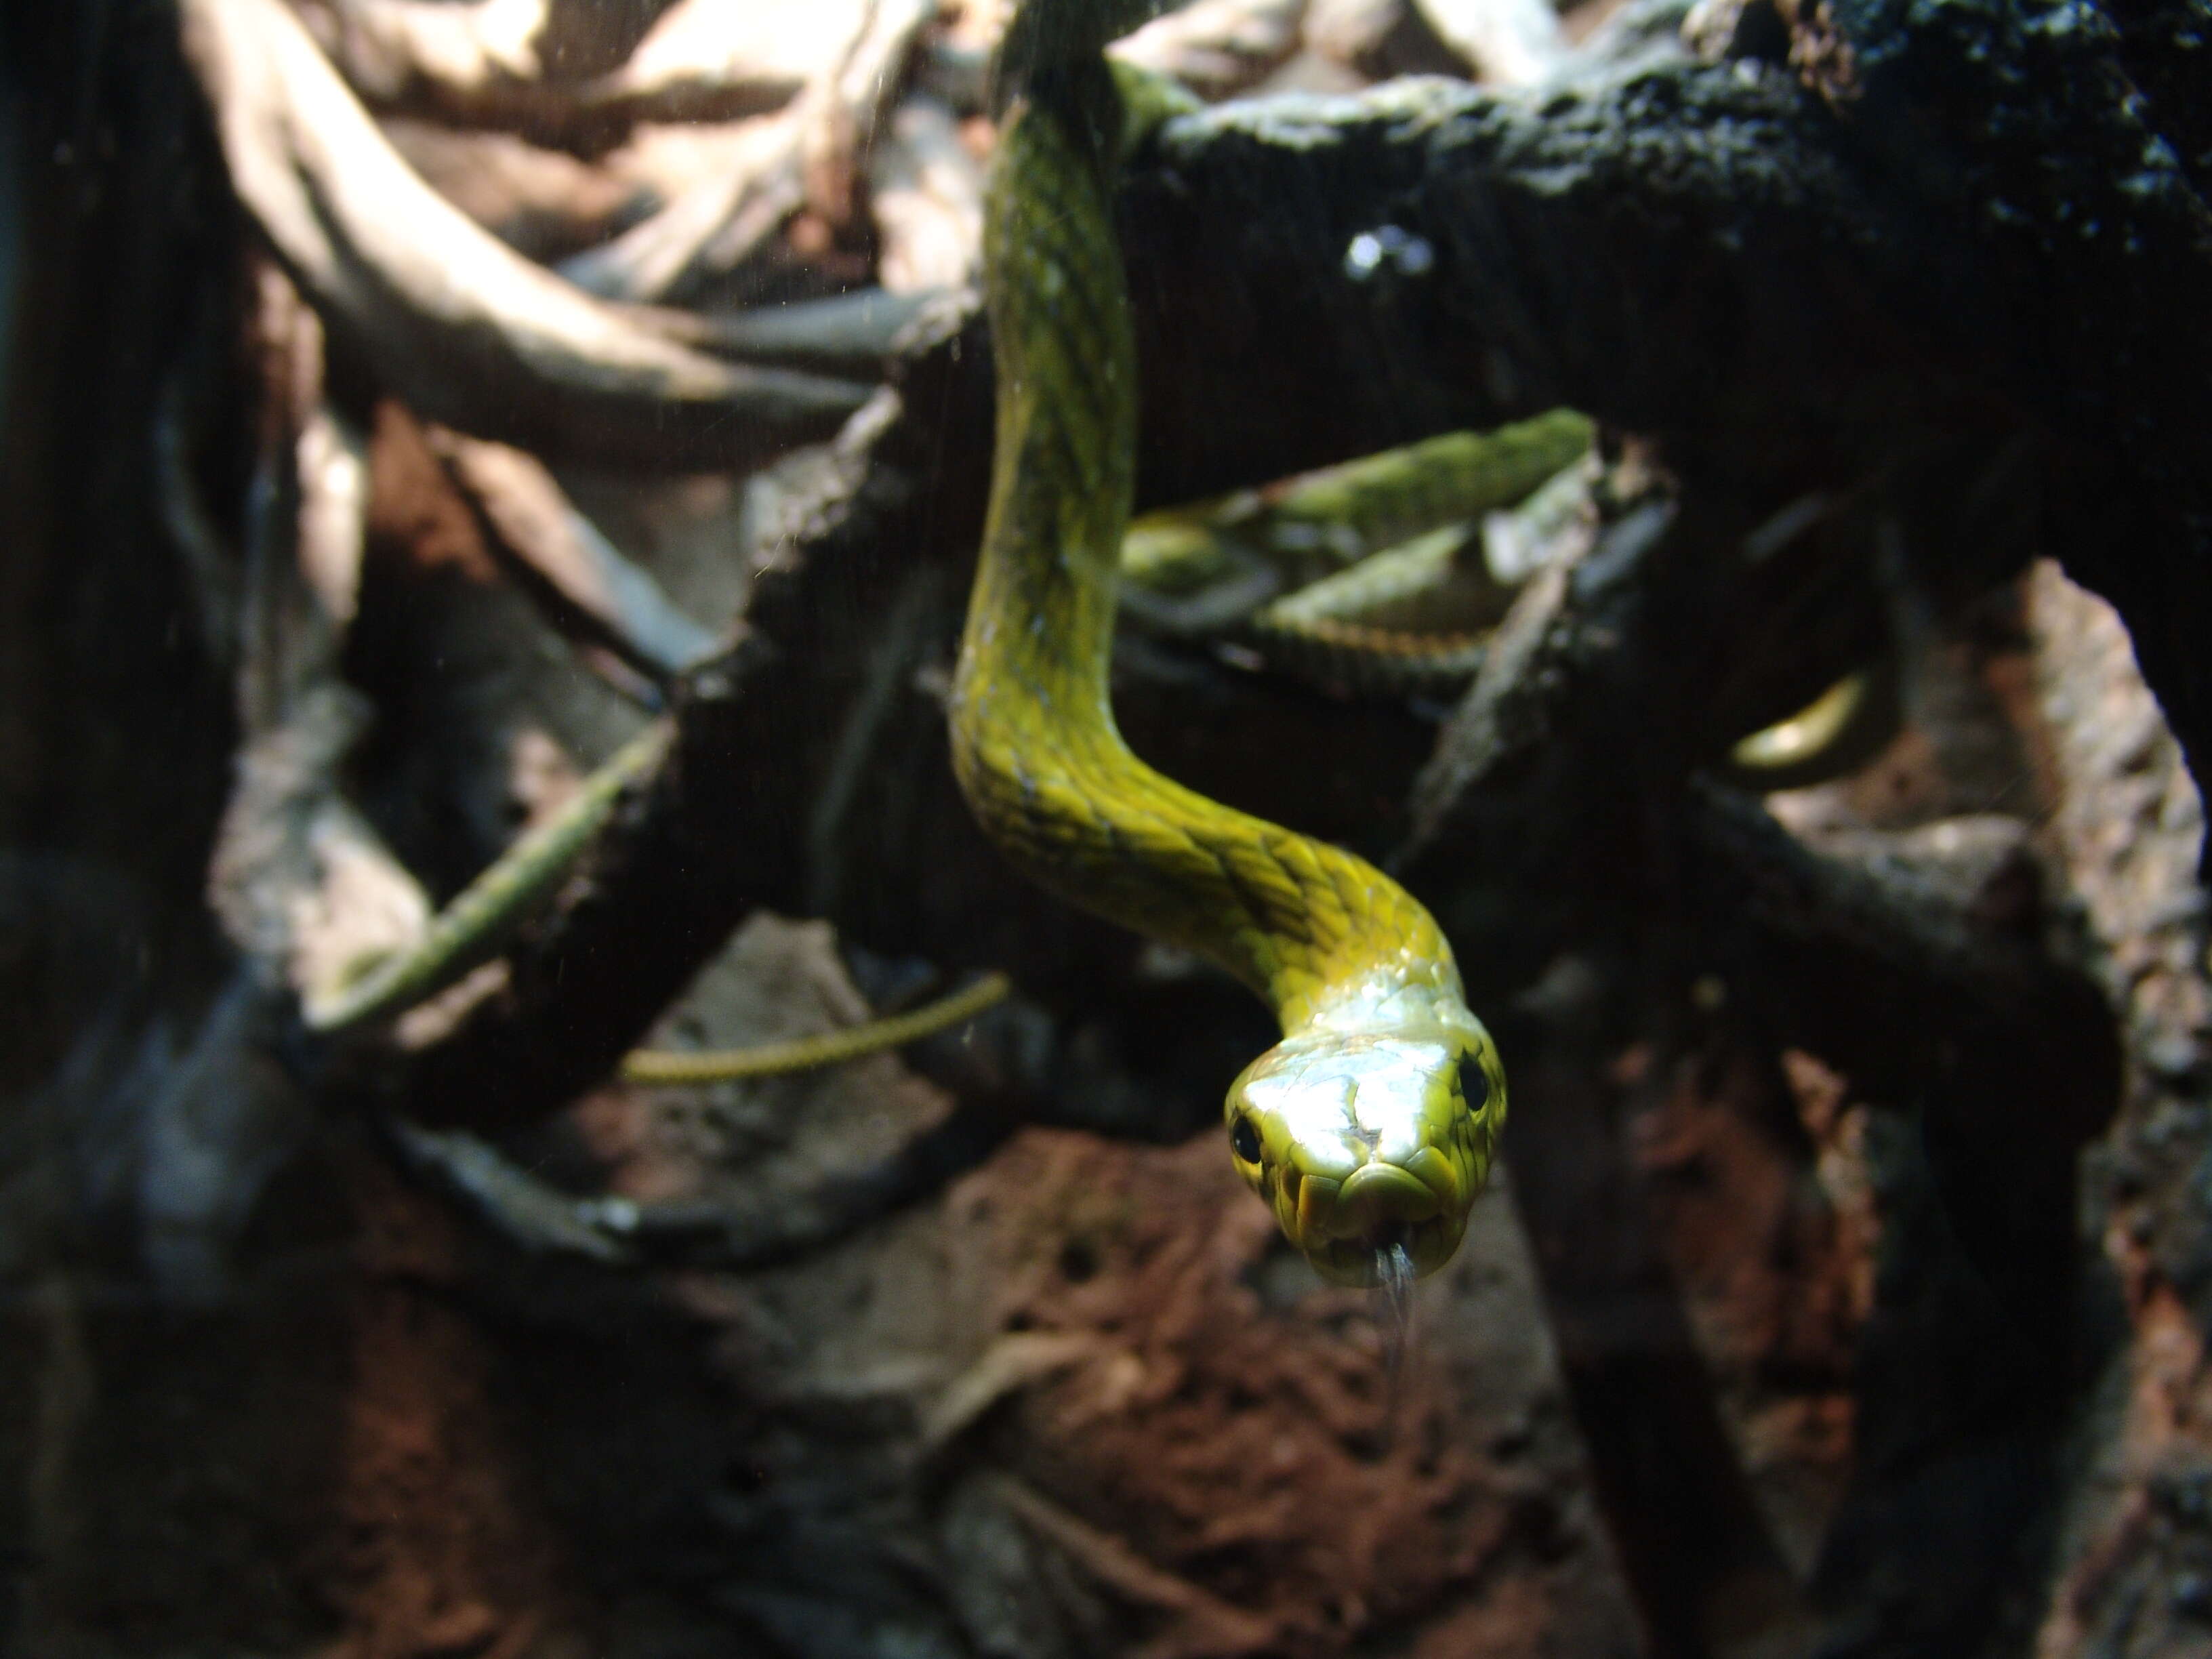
[4,1,2212,1657]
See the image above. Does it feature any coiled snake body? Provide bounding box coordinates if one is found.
[949,4,1505,1286]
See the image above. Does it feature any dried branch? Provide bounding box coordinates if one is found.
[1492,958,1816,1657]
[1414,0,1568,84]
[348,300,997,1131]
[430,429,720,678]
[1111,0,1311,99]
[297,0,800,137]
[869,99,986,293]
[206,264,430,1012]
[298,0,555,106]
[154,372,244,671]
[377,119,643,262]
[972,1471,1282,1655]
[1305,0,1475,77]
[390,1084,1019,1270]
[581,0,869,125]
[180,0,873,470]
[673,285,955,378]
[558,0,939,304]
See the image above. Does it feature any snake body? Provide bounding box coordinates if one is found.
[1246,524,1503,697]
[949,5,1504,1286]
[306,719,676,1032]
[621,971,1012,1084]
[1242,415,1593,571]
[1120,409,1595,696]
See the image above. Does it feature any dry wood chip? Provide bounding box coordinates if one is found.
[979,1472,1283,1656]
[920,1331,1103,1453]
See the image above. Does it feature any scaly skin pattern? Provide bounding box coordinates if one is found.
[1248,525,1497,696]
[949,22,1505,1286]
[1121,411,1594,693]
[1256,413,1593,569]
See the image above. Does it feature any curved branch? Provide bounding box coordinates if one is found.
[558,0,939,304]
[347,300,1000,1131]
[1115,8,2212,802]
[180,0,872,471]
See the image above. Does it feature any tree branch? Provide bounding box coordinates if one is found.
[180,0,873,472]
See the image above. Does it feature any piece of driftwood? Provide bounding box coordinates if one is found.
[428,428,720,678]
[1414,0,1569,83]
[154,373,245,672]
[1111,0,1313,99]
[1305,0,1477,77]
[201,264,436,1033]
[665,285,955,383]
[298,0,797,138]
[297,0,555,106]
[867,98,987,294]
[180,0,872,471]
[1492,957,1818,1659]
[558,0,939,304]
[389,1088,1021,1270]
[582,0,869,125]
[377,118,644,262]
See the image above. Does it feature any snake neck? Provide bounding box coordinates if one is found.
[947,87,1468,1041]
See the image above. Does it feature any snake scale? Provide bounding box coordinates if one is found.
[949,0,1504,1286]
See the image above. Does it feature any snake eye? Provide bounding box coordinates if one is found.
[1231,1114,1262,1164]
[1457,1052,1490,1114]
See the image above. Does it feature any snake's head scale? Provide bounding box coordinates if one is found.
[1225,1019,1505,1288]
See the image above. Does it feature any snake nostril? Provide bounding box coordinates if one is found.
[1231,1114,1261,1164]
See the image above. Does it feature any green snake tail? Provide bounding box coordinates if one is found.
[305,720,673,1033]
[623,972,1012,1084]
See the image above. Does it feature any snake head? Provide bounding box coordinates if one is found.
[1224,1019,1504,1287]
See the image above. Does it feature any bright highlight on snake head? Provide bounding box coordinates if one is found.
[948,0,1506,1288]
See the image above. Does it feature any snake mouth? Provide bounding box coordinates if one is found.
[1303,1216,1464,1287]
[1279,1160,1469,1287]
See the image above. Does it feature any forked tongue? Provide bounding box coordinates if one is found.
[1375,1233,1418,1435]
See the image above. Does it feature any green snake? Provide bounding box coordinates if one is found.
[1122,411,1595,695]
[947,1,1505,1288]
